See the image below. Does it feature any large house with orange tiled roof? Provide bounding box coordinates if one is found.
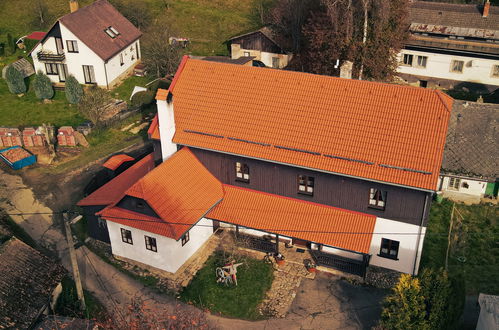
[81,56,452,276]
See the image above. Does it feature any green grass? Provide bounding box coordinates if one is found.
[55,276,108,320]
[421,199,499,295]
[179,251,274,320]
[111,75,152,102]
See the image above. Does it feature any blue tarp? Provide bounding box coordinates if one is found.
[0,146,36,170]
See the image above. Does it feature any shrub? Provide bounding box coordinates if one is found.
[381,274,429,330]
[33,71,54,100]
[6,33,16,55]
[131,90,154,108]
[23,38,38,52]
[5,65,26,94]
[65,75,83,104]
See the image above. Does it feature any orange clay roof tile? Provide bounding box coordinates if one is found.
[77,154,155,206]
[102,154,135,170]
[166,57,452,191]
[147,115,160,140]
[207,185,376,253]
[99,147,224,240]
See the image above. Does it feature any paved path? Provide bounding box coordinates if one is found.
[1,168,385,329]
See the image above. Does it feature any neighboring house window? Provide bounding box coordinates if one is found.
[272,57,280,68]
[244,51,250,57]
[145,235,157,252]
[448,177,461,190]
[235,162,250,182]
[491,64,499,77]
[403,54,413,66]
[298,175,314,195]
[82,65,96,84]
[450,60,464,73]
[121,228,133,244]
[120,53,124,66]
[66,40,79,53]
[181,232,190,246]
[379,238,399,260]
[369,188,386,210]
[45,63,58,75]
[416,56,427,68]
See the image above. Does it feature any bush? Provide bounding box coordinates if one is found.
[6,33,16,55]
[33,70,54,100]
[23,38,38,52]
[65,75,83,104]
[131,90,154,108]
[381,274,429,329]
[5,65,26,94]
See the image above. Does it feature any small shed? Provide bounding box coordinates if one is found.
[22,127,45,147]
[57,126,77,147]
[0,128,22,147]
[1,58,35,79]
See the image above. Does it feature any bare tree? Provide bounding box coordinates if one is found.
[78,86,113,127]
[141,21,182,78]
[109,0,152,30]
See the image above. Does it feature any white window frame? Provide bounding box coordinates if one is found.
[66,40,78,53]
[448,177,461,191]
[369,188,386,210]
[402,54,413,66]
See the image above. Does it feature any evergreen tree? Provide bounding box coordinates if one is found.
[5,65,26,94]
[65,75,83,104]
[33,70,54,100]
[381,274,429,330]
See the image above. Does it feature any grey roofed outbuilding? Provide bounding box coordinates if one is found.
[0,237,66,329]
[1,58,35,79]
[442,100,498,180]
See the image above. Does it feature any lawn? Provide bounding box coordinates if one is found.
[180,251,274,320]
[420,199,499,295]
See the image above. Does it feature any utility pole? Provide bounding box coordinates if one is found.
[445,203,455,271]
[63,211,86,311]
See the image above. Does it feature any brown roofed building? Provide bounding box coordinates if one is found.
[0,237,66,329]
[30,0,142,89]
[397,1,499,91]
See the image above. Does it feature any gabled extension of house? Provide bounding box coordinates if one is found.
[82,56,452,276]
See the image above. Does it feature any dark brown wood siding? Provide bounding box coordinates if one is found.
[231,32,282,54]
[82,205,110,243]
[190,147,431,226]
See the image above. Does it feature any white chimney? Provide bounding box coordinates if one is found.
[156,90,177,161]
[69,0,79,13]
[340,61,353,79]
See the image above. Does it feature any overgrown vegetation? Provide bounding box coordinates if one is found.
[180,251,274,320]
[32,70,54,100]
[421,199,499,295]
[78,86,113,127]
[55,276,108,320]
[65,75,83,104]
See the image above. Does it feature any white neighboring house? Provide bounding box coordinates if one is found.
[229,27,292,69]
[30,0,142,89]
[438,100,498,202]
[397,1,499,92]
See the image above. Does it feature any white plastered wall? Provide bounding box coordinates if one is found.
[230,44,291,69]
[104,40,141,86]
[107,218,214,273]
[438,175,488,197]
[369,217,426,275]
[397,49,499,86]
[157,97,177,161]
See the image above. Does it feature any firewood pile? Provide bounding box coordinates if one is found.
[0,148,31,163]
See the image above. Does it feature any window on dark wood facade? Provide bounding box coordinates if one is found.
[121,228,133,244]
[450,60,464,73]
[45,63,58,75]
[181,232,190,246]
[66,40,79,53]
[368,188,386,210]
[298,175,314,195]
[134,199,145,209]
[235,162,250,182]
[402,54,413,66]
[145,235,157,252]
[448,177,461,190]
[379,238,399,259]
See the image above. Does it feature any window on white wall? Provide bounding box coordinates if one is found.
[448,177,461,190]
[181,232,190,246]
[450,60,464,73]
[45,63,58,75]
[121,228,133,244]
[145,235,157,252]
[379,238,399,260]
[244,51,250,57]
[416,56,427,68]
[66,40,78,53]
[491,65,499,77]
[403,54,413,66]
